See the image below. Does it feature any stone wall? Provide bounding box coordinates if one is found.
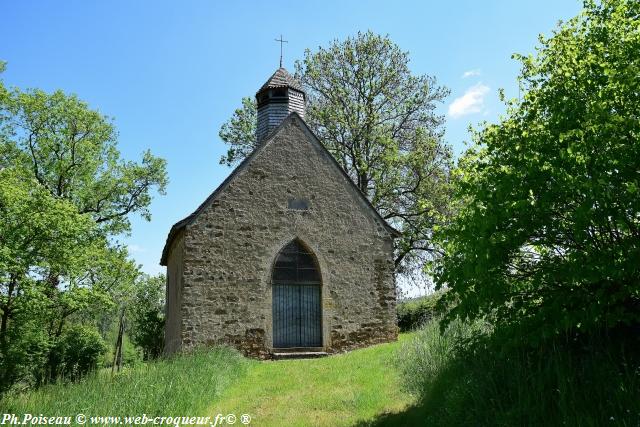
[164,232,184,354]
[172,115,398,358]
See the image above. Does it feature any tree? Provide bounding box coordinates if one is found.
[219,97,257,167]
[0,68,167,390]
[436,0,640,340]
[128,274,165,361]
[219,32,453,277]
[0,85,168,235]
[0,167,111,389]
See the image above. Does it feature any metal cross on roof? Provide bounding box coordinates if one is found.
[275,35,288,68]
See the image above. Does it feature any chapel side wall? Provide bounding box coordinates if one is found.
[164,233,184,355]
[181,117,398,357]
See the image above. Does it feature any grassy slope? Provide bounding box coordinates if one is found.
[1,336,416,426]
[211,335,414,426]
[6,324,636,426]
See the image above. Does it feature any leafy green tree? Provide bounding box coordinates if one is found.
[0,167,105,389]
[219,97,257,167]
[0,67,166,390]
[219,32,453,274]
[0,86,168,235]
[128,274,165,360]
[436,0,640,340]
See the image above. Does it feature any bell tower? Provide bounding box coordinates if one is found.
[255,67,306,142]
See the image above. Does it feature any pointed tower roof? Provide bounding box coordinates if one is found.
[257,67,304,93]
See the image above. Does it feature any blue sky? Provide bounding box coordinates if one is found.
[1,1,582,276]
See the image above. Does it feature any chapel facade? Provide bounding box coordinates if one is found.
[161,67,399,358]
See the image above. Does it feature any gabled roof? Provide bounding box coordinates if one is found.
[160,113,401,266]
[257,67,304,94]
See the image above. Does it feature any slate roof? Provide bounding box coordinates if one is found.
[257,67,305,94]
[160,112,401,266]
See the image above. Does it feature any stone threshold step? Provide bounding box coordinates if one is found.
[271,351,328,360]
[272,347,324,353]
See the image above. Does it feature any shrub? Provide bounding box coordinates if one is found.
[48,324,107,382]
[396,291,446,331]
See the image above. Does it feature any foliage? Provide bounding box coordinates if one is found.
[219,97,257,167]
[0,167,104,390]
[0,168,98,279]
[396,291,446,331]
[0,305,50,393]
[3,347,247,416]
[0,69,166,391]
[219,32,453,273]
[395,318,640,426]
[100,329,142,368]
[0,86,168,235]
[48,324,107,383]
[436,0,640,341]
[127,274,165,360]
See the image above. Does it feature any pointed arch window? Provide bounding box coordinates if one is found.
[272,240,320,284]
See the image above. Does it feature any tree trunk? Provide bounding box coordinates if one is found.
[111,310,125,376]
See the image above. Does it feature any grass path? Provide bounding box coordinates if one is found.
[209,334,416,427]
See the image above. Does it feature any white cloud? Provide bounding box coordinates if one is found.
[462,69,481,78]
[448,83,490,119]
[128,244,146,253]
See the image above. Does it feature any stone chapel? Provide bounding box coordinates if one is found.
[160,67,399,358]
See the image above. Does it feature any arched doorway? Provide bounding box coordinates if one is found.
[272,239,322,348]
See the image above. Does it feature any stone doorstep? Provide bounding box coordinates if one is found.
[271,347,328,360]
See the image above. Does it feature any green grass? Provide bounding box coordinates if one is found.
[211,335,415,426]
[8,322,634,426]
[1,336,416,426]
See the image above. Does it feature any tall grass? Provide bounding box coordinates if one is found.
[397,318,640,426]
[2,346,247,416]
